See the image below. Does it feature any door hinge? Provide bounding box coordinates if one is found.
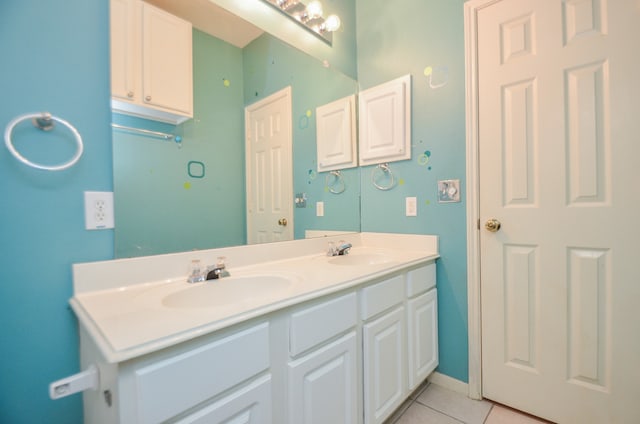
[477,219,480,230]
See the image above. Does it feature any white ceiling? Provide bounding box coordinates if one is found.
[145,0,264,48]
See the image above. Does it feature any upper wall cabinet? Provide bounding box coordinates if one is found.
[110,0,193,124]
[316,94,357,172]
[358,75,411,166]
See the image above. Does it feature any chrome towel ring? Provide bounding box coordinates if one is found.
[325,170,346,194]
[4,112,84,171]
[371,163,396,191]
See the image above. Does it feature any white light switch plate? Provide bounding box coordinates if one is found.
[316,201,324,217]
[405,197,417,216]
[84,191,115,230]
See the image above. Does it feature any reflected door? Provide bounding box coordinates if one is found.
[478,0,639,422]
[245,87,293,244]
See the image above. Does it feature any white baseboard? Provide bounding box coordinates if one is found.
[428,372,469,396]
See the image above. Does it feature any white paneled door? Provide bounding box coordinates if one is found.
[245,87,293,244]
[477,0,639,422]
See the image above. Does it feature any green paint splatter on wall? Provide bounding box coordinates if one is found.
[183,182,191,190]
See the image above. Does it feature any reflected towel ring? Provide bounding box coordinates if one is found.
[325,170,346,194]
[371,163,396,191]
[4,112,84,171]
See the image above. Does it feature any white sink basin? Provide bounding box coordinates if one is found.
[162,275,295,309]
[328,253,397,266]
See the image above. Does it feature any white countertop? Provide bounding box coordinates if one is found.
[71,233,439,363]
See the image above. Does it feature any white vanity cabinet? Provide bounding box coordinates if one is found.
[78,259,438,424]
[110,0,193,124]
[287,293,359,424]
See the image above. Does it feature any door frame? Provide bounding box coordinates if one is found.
[463,0,501,401]
[244,86,293,244]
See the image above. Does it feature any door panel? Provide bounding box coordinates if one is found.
[245,87,293,244]
[477,0,639,422]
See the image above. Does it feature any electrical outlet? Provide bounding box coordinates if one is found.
[84,191,114,230]
[316,201,324,217]
[406,197,417,216]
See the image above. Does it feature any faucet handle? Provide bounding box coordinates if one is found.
[187,259,205,283]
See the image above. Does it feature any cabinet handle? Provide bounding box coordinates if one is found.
[145,95,152,102]
[127,91,134,98]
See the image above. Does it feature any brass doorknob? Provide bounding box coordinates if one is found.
[278,218,288,226]
[485,218,501,232]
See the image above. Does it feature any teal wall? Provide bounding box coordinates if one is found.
[243,34,360,239]
[0,0,469,421]
[356,0,468,382]
[0,1,112,423]
[114,29,246,257]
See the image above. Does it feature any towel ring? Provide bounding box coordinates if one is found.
[4,112,84,171]
[325,170,346,194]
[371,163,396,191]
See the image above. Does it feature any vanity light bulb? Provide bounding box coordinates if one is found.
[306,1,323,19]
[324,14,341,32]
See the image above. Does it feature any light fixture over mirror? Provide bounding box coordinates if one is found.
[261,0,341,44]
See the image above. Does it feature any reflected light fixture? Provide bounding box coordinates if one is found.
[261,0,341,45]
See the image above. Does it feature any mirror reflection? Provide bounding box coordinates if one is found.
[112,0,360,258]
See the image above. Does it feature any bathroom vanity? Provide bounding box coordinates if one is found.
[70,233,439,423]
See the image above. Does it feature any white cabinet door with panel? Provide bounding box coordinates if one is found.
[110,0,140,104]
[358,75,411,166]
[316,94,357,172]
[288,332,359,424]
[141,2,192,115]
[407,289,438,390]
[363,307,406,424]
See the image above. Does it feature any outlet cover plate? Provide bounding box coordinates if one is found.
[84,191,115,230]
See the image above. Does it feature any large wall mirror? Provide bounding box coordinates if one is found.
[113,0,360,258]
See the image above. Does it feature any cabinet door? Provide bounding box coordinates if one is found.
[288,332,358,424]
[407,289,438,390]
[363,307,406,424]
[142,2,192,115]
[316,94,357,172]
[110,0,140,102]
[175,375,271,424]
[358,74,411,166]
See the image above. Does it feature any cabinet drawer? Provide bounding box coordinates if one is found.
[406,263,436,298]
[175,375,272,424]
[290,292,357,357]
[131,322,270,424]
[360,275,404,320]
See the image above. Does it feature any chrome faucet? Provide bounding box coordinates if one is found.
[327,240,352,256]
[206,257,230,280]
[187,257,230,283]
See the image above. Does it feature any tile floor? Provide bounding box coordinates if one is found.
[385,383,552,424]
